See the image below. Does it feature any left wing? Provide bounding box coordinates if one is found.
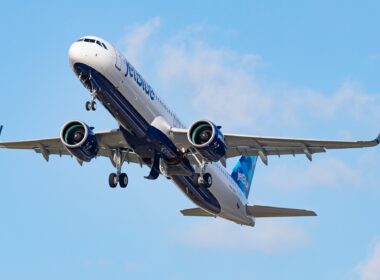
[180,207,216,217]
[170,127,380,165]
[0,129,142,165]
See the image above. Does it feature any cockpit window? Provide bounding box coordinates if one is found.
[77,38,108,50]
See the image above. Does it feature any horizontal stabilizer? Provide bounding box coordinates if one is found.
[180,207,216,217]
[246,205,317,218]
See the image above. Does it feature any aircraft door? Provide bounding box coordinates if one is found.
[115,51,122,71]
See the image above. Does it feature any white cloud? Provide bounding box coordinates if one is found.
[121,18,380,134]
[155,33,380,133]
[157,40,271,130]
[177,219,309,254]
[356,241,380,280]
[122,17,161,67]
[279,81,379,125]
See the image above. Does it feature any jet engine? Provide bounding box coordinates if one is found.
[60,121,99,162]
[187,120,227,162]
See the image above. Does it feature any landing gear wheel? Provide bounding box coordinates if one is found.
[85,101,91,111]
[119,173,128,188]
[203,173,212,188]
[91,101,97,111]
[197,173,212,188]
[109,173,118,188]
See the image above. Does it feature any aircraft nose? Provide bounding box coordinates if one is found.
[68,41,83,68]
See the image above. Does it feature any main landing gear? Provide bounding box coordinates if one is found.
[197,173,212,188]
[109,172,128,188]
[108,148,129,188]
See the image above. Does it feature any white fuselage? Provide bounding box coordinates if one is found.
[69,36,254,226]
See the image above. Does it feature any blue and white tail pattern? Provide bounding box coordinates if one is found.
[231,156,258,198]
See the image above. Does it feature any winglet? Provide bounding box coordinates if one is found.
[0,125,3,136]
[376,133,380,145]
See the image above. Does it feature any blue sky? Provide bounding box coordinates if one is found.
[1,1,380,279]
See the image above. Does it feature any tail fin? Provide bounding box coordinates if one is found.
[231,156,258,198]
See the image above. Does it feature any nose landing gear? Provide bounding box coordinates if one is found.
[85,100,97,111]
[85,87,98,111]
[79,71,99,111]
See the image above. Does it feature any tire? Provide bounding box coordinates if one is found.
[119,173,128,188]
[197,173,212,188]
[91,101,97,111]
[109,173,118,188]
[203,173,212,188]
[85,101,91,111]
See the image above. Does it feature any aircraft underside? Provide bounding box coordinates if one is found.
[74,63,221,214]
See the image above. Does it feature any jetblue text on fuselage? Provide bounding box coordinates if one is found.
[124,60,155,101]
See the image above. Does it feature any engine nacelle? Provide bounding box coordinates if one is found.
[60,121,98,162]
[187,120,227,162]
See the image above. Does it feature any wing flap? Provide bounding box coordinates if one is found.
[180,207,216,217]
[226,146,326,158]
[224,133,380,150]
[246,205,317,218]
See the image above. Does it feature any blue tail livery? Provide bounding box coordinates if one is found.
[231,156,258,198]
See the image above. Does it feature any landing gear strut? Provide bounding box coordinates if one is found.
[192,152,212,188]
[79,72,98,111]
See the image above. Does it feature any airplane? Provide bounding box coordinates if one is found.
[0,36,379,226]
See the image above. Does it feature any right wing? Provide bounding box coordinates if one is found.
[170,127,379,165]
[223,133,380,164]
[0,129,143,165]
[246,205,317,218]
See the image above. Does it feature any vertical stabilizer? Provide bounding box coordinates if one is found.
[231,156,258,198]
